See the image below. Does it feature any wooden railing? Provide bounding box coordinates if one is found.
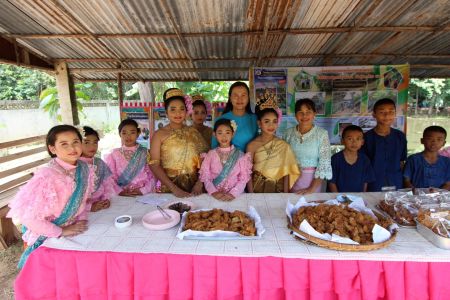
[0,135,49,249]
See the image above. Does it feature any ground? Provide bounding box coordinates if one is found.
[0,241,21,300]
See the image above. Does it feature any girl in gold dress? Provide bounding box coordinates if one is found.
[148,88,209,197]
[190,95,213,149]
[246,95,301,193]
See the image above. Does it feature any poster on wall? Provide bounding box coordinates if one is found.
[253,68,288,114]
[252,65,409,144]
[120,101,151,148]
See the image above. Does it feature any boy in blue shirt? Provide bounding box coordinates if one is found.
[328,125,375,192]
[361,98,407,191]
[404,126,450,190]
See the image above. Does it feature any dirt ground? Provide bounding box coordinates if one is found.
[0,241,21,300]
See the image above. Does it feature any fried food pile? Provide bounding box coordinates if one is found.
[378,199,416,226]
[183,209,257,236]
[292,204,391,244]
[417,208,450,238]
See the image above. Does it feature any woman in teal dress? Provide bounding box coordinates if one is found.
[211,82,258,152]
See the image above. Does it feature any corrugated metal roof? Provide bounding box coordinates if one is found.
[0,0,449,80]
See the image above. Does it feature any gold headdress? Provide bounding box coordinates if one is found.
[191,94,205,101]
[164,88,184,100]
[256,89,279,110]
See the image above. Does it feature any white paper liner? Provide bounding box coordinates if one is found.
[176,206,265,240]
[286,195,397,245]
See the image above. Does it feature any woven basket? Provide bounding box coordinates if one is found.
[287,211,398,251]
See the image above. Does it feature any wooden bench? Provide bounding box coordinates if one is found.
[0,135,48,249]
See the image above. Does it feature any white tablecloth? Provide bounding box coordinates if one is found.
[43,193,450,262]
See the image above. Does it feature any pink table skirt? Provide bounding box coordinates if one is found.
[15,247,450,300]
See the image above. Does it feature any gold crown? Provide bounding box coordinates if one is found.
[165,88,184,100]
[191,94,205,101]
[256,89,279,110]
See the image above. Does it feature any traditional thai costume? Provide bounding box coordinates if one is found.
[150,126,209,193]
[195,126,213,150]
[79,156,120,209]
[105,144,155,194]
[199,146,252,197]
[252,138,301,193]
[283,126,332,192]
[7,158,95,268]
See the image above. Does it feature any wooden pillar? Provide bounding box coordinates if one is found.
[118,73,123,120]
[55,61,79,125]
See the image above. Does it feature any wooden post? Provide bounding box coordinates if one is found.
[55,61,79,124]
[118,73,123,120]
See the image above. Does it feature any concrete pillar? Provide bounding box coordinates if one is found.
[54,61,79,125]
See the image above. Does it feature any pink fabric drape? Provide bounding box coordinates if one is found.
[15,247,450,300]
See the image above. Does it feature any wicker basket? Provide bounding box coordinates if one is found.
[287,211,398,251]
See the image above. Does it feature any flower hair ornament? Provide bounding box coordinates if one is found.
[183,95,194,116]
[256,89,283,125]
[192,94,212,116]
[230,120,238,132]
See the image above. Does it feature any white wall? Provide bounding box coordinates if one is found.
[0,105,120,142]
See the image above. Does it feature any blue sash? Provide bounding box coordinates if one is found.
[117,146,147,188]
[93,157,112,192]
[18,160,90,269]
[212,148,243,187]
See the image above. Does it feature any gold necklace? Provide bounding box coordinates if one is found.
[296,125,313,143]
[217,148,232,165]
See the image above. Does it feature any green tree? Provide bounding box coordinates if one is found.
[39,83,90,121]
[150,81,233,102]
[409,78,449,115]
[0,64,55,100]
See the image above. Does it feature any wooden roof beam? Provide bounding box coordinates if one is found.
[68,64,450,75]
[5,25,450,40]
[70,67,249,74]
[55,53,450,64]
[0,36,54,72]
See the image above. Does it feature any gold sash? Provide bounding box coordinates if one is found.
[252,138,301,193]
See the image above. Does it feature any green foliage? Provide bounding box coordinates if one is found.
[409,78,450,108]
[151,81,233,102]
[39,83,91,121]
[0,64,55,100]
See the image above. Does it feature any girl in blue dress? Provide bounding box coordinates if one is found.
[211,82,258,152]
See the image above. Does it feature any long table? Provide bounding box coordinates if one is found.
[14,193,450,299]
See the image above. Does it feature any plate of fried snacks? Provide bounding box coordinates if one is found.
[286,196,398,251]
[416,206,450,250]
[176,207,265,240]
[377,189,449,227]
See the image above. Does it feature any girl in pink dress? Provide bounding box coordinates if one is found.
[199,119,252,201]
[8,125,96,268]
[105,119,155,196]
[80,126,120,212]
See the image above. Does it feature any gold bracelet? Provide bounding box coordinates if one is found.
[147,159,160,165]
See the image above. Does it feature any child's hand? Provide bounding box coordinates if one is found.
[61,220,88,237]
[191,181,203,196]
[295,188,314,195]
[172,186,191,198]
[91,200,110,212]
[220,193,235,202]
[119,188,142,197]
[211,191,224,200]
